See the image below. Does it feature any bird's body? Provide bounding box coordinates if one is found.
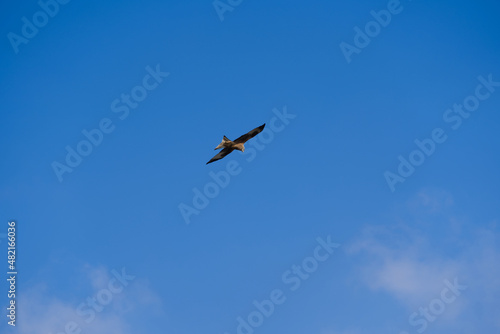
[215,137,245,152]
[206,124,265,164]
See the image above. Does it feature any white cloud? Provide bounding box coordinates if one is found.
[347,224,461,307]
[343,189,500,332]
[407,187,454,214]
[10,264,164,334]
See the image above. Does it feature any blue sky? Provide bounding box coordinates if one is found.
[1,0,500,333]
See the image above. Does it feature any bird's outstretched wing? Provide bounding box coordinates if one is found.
[233,124,266,144]
[206,147,234,164]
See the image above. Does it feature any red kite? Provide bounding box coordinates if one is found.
[206,124,266,164]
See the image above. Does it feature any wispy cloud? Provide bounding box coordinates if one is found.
[10,264,163,334]
[347,225,461,308]
[342,189,500,332]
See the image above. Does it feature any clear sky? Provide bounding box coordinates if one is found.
[1,0,500,333]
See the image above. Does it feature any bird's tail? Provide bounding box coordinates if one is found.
[215,136,232,150]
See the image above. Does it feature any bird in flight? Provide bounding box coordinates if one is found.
[206,124,266,164]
